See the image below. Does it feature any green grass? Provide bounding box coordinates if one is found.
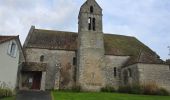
[52,91,170,100]
[0,97,15,100]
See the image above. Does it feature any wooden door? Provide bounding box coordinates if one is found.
[32,72,42,90]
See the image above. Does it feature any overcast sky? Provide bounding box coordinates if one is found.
[0,0,170,60]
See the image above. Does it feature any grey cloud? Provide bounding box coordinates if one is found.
[0,0,169,60]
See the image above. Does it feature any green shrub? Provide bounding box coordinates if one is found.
[101,86,116,92]
[118,85,132,93]
[118,84,142,94]
[141,83,159,95]
[130,84,142,94]
[58,85,82,92]
[156,88,170,96]
[0,88,13,98]
[0,82,13,98]
[118,83,169,96]
[71,85,82,92]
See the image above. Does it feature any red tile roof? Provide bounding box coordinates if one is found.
[0,36,17,44]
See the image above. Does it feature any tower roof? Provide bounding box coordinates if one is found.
[79,0,102,15]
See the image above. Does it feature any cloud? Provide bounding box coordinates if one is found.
[98,0,170,60]
[0,0,79,42]
[0,0,169,60]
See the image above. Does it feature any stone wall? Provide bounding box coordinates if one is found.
[104,55,129,88]
[137,63,170,92]
[24,48,76,90]
[77,31,105,91]
[77,0,105,91]
[121,64,140,85]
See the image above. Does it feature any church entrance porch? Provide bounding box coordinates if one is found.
[21,71,42,90]
[19,62,47,91]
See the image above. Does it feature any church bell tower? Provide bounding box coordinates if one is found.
[77,0,105,91]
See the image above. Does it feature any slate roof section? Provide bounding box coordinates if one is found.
[0,36,17,44]
[24,27,163,65]
[25,29,77,51]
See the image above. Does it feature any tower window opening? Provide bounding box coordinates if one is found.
[90,6,93,13]
[114,67,117,77]
[88,17,91,30]
[92,18,96,31]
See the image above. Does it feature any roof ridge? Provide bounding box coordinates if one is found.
[0,35,18,44]
[0,35,18,37]
[104,33,135,38]
[35,28,78,34]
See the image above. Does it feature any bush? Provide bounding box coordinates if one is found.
[118,85,132,93]
[141,83,159,95]
[0,82,13,98]
[156,88,169,96]
[118,83,170,96]
[101,86,116,92]
[0,88,13,98]
[71,85,81,92]
[118,84,142,94]
[130,84,142,94]
[58,85,81,92]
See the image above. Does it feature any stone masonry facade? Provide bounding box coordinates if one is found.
[20,0,170,92]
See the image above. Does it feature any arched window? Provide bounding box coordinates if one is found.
[88,17,91,30]
[40,55,44,62]
[92,18,96,31]
[128,68,132,77]
[90,6,93,13]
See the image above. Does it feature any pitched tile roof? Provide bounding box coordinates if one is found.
[0,36,17,44]
[25,29,77,51]
[24,28,163,65]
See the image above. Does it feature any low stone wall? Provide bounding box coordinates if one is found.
[137,63,170,92]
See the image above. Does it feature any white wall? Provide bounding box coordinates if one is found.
[0,40,19,90]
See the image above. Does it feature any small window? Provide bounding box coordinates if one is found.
[90,6,93,13]
[73,57,76,65]
[114,67,117,77]
[128,68,132,77]
[8,41,17,57]
[40,55,44,62]
[10,42,16,56]
[88,17,91,30]
[92,18,96,31]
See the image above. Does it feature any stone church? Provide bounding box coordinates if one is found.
[19,0,170,91]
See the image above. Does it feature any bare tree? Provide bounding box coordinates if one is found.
[168,46,170,56]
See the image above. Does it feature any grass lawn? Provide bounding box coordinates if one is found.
[0,97,15,100]
[52,91,170,100]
